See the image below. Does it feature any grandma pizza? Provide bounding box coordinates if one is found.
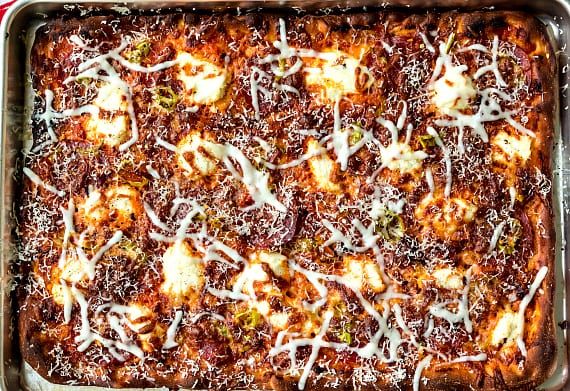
[17,9,557,390]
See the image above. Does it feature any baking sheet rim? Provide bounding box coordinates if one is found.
[1,0,569,390]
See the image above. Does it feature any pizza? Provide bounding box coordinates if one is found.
[17,8,557,391]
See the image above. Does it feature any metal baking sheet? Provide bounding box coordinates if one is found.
[1,0,570,390]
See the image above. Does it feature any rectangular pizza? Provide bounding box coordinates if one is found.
[17,8,557,390]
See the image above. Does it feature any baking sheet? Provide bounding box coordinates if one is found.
[1,1,570,390]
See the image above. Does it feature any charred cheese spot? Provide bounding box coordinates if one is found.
[176,52,228,105]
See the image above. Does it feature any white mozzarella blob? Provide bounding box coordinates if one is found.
[380,142,425,174]
[238,262,269,297]
[307,139,341,192]
[59,252,89,283]
[416,196,478,237]
[269,312,289,330]
[78,189,104,222]
[124,304,153,330]
[106,185,138,216]
[161,240,204,299]
[491,131,532,166]
[85,115,128,147]
[94,83,128,111]
[256,251,288,278]
[431,65,476,113]
[490,310,520,347]
[432,268,464,290]
[176,52,228,104]
[176,133,220,180]
[343,256,386,293]
[304,52,373,102]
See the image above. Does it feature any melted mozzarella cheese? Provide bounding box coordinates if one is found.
[450,198,477,223]
[23,167,65,197]
[515,266,548,357]
[163,310,183,349]
[416,196,478,237]
[59,252,90,283]
[94,83,127,111]
[85,115,128,147]
[176,133,220,179]
[80,189,103,219]
[106,185,138,217]
[490,310,519,346]
[49,280,76,322]
[304,52,373,102]
[343,256,386,293]
[373,103,428,177]
[77,193,105,224]
[302,315,322,336]
[364,262,385,292]
[77,186,139,228]
[176,52,228,104]
[343,256,365,290]
[380,142,426,174]
[238,262,269,297]
[256,251,288,278]
[51,284,64,305]
[269,312,289,331]
[431,65,476,113]
[173,134,286,211]
[307,139,341,192]
[256,299,271,316]
[491,131,532,165]
[161,240,204,299]
[124,304,153,332]
[432,268,463,290]
[428,268,473,332]
[255,299,291,332]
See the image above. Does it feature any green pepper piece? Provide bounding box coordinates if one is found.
[235,308,261,330]
[154,86,178,111]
